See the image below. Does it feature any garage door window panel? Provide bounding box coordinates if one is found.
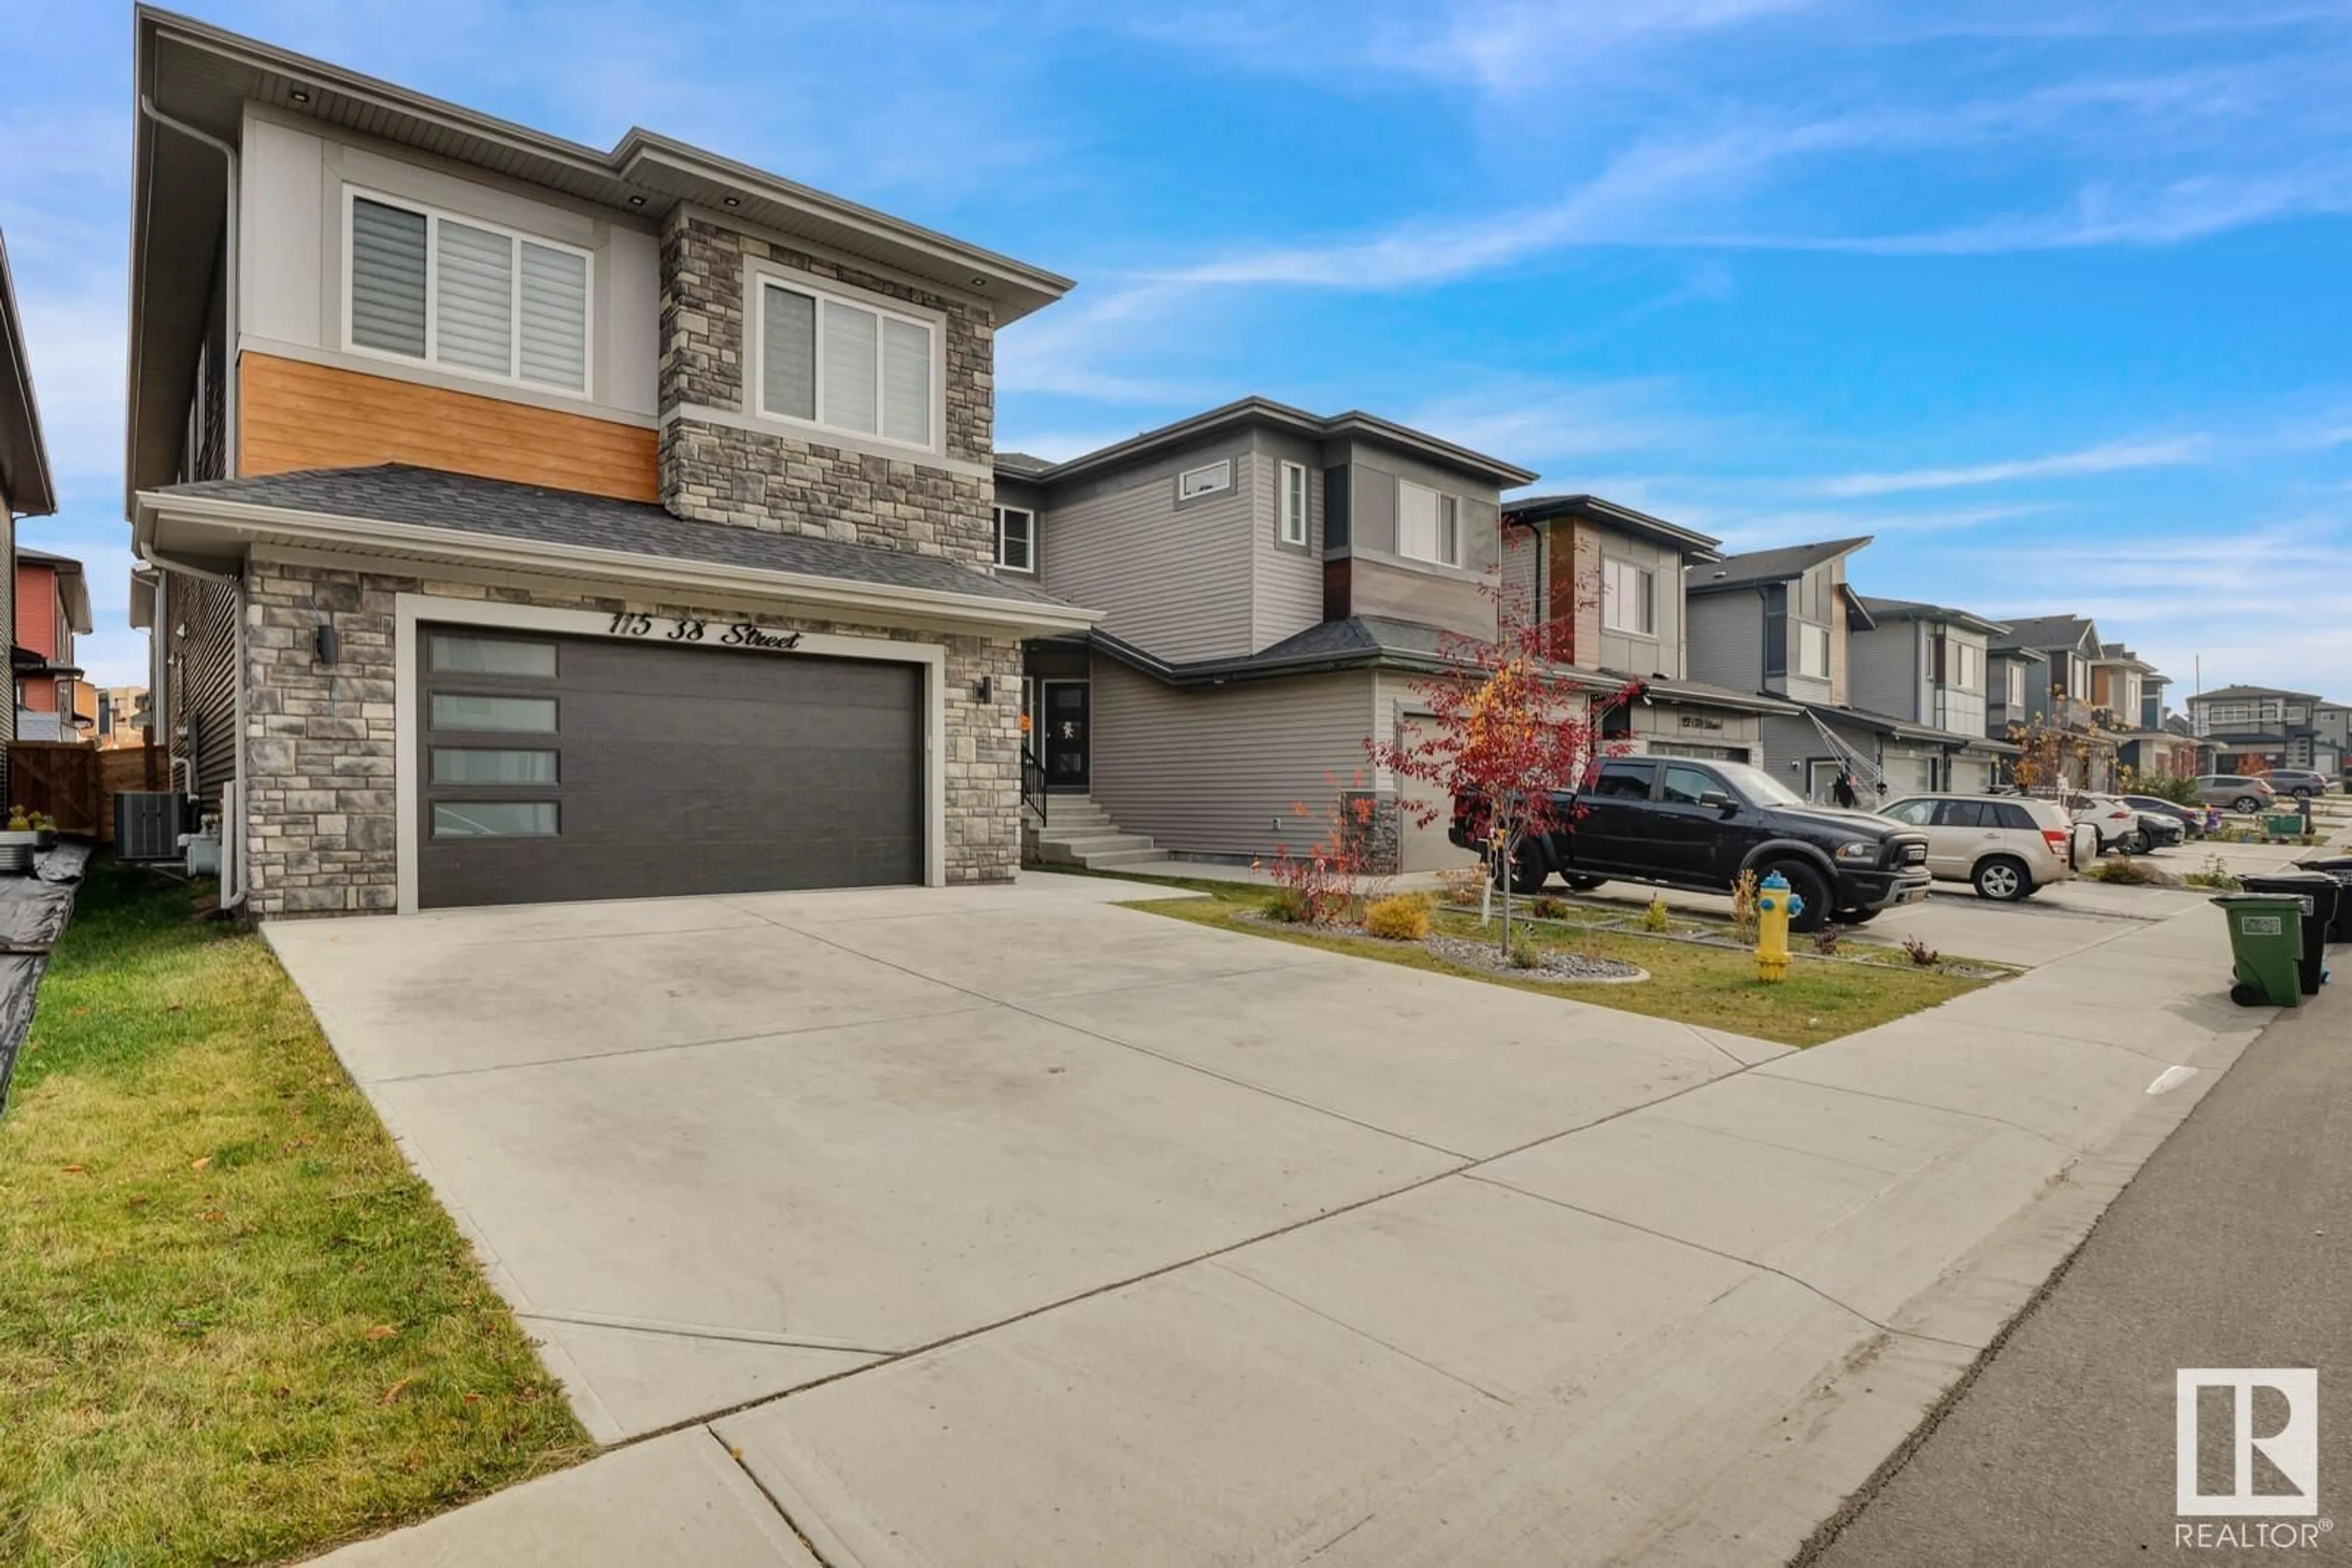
[430,634,559,678]
[432,748,559,785]
[433,801,559,838]
[431,693,558,733]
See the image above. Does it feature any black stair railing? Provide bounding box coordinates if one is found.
[1021,741,1049,831]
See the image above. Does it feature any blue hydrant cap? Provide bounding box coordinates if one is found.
[1760,870,1790,890]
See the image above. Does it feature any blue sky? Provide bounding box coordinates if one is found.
[6,1,2352,701]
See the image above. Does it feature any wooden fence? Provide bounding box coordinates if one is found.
[7,743,172,842]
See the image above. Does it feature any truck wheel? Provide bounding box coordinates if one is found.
[1973,856,2030,902]
[1771,862,1832,933]
[1491,845,1548,895]
[1564,875,1608,892]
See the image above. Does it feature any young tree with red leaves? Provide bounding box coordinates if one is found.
[1366,557,1635,956]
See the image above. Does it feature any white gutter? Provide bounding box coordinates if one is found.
[134,491,1102,636]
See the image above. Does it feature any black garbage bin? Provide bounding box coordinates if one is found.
[2294,857,2352,943]
[2241,872,2339,995]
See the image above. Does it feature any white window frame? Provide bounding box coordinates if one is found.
[1396,479,1461,568]
[1601,558,1655,636]
[341,186,595,398]
[1178,459,1233,501]
[2007,662,2028,709]
[753,274,941,454]
[1278,461,1309,546]
[992,505,1036,573]
[1796,620,1831,680]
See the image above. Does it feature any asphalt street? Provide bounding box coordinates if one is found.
[1802,972,2352,1566]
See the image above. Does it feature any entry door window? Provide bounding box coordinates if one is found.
[1042,681,1090,791]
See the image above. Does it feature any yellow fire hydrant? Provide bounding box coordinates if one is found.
[1755,869,1802,982]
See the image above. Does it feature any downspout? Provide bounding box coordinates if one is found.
[137,99,246,911]
[140,545,246,913]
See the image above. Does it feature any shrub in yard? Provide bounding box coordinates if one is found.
[1640,895,1672,933]
[1435,866,1483,907]
[1507,933,1544,970]
[2183,854,2244,892]
[1812,924,1842,956]
[1902,934,1940,967]
[1730,869,1761,944]
[2124,768,2202,807]
[2086,858,2181,888]
[1529,894,1568,919]
[1261,889,1309,922]
[1363,894,1433,941]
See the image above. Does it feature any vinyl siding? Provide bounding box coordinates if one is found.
[1499,522,1542,631]
[1038,445,1255,662]
[1845,621,1918,719]
[1090,657,1376,859]
[1627,702,1762,762]
[1593,529,1684,678]
[1250,431,1324,652]
[176,576,239,806]
[1686,590,1764,694]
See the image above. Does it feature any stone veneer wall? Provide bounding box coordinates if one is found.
[659,210,997,566]
[243,557,1023,917]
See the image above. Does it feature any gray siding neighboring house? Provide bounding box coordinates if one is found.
[1002,398,1535,865]
[1848,595,2014,794]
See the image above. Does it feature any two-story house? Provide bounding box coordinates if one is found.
[1985,614,2119,788]
[2095,643,2196,781]
[2188,685,2329,775]
[14,548,92,742]
[0,230,51,791]
[1683,537,1956,802]
[2315,702,2350,778]
[1845,597,2016,794]
[123,9,1095,916]
[1498,494,1796,766]
[998,398,1532,872]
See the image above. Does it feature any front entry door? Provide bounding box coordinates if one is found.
[1041,680,1090,792]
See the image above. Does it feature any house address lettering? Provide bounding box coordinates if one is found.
[606,612,805,652]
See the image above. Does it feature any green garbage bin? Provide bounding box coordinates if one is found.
[2212,892,2310,1008]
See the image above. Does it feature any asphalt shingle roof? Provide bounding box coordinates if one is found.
[1988,613,2095,652]
[1686,537,1872,593]
[158,464,1074,608]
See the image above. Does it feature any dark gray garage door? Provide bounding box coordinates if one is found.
[418,625,924,909]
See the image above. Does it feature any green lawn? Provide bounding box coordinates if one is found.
[0,862,590,1567]
[1132,885,1999,1047]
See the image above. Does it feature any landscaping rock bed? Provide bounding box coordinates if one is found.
[1422,932,1648,984]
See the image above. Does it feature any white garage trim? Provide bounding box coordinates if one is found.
[393,592,948,913]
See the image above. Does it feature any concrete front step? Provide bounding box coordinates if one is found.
[1023,797,1163,869]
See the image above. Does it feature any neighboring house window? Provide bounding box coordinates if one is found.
[757,277,935,448]
[1602,559,1655,635]
[1178,459,1232,500]
[993,505,1035,573]
[1397,480,1460,567]
[1279,461,1309,546]
[2007,662,2028,709]
[1797,622,1831,679]
[347,190,592,395]
[1942,640,1978,691]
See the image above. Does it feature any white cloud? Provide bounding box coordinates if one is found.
[1804,436,2211,497]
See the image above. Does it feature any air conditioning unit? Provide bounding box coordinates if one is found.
[115,791,186,861]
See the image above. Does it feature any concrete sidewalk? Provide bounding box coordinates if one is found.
[302,889,2272,1567]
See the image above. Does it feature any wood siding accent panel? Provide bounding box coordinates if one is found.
[1088,659,1375,859]
[1038,452,1255,663]
[238,353,658,503]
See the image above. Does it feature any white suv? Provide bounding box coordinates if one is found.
[1879,794,2079,901]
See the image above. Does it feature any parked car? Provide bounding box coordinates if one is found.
[2120,794,2203,838]
[2073,794,2146,852]
[2133,810,2187,852]
[1878,794,2080,901]
[2196,774,2277,813]
[2265,769,2332,800]
[1449,756,1931,930]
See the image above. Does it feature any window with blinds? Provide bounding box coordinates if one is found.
[758,277,936,449]
[347,192,592,395]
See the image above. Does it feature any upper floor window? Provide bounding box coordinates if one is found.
[2006,662,2027,708]
[993,505,1035,573]
[757,277,935,449]
[1602,559,1654,635]
[1279,462,1309,546]
[347,191,591,396]
[1178,459,1232,501]
[1796,621,1831,680]
[1397,480,1460,567]
[1936,637,1978,692]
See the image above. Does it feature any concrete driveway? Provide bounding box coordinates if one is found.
[276,872,2267,1567]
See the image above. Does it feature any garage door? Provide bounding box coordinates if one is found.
[1395,714,1478,873]
[1879,750,1937,796]
[418,625,924,909]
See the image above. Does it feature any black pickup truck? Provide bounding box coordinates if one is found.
[1450,755,1931,930]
